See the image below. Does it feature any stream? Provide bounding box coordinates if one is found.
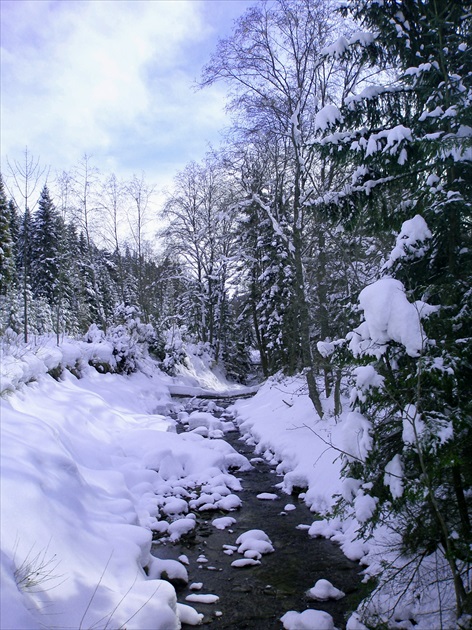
[152,396,362,629]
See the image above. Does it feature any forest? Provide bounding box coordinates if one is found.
[1,0,471,626]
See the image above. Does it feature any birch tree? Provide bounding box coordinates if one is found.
[202,0,353,415]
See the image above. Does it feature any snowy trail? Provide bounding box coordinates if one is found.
[152,396,362,629]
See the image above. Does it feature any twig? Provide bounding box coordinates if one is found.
[289,422,363,463]
[79,551,114,630]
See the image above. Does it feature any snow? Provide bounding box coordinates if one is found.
[231,558,261,567]
[0,337,253,629]
[350,365,384,404]
[147,557,189,583]
[307,578,345,601]
[317,340,336,357]
[384,214,431,269]
[401,403,425,445]
[321,35,349,58]
[185,593,219,604]
[384,454,404,499]
[233,376,344,514]
[231,372,459,626]
[212,516,237,530]
[256,492,279,500]
[321,31,375,59]
[176,603,204,625]
[349,277,427,357]
[235,529,275,557]
[1,332,458,628]
[354,492,378,523]
[315,104,343,131]
[281,609,335,629]
[339,411,372,462]
[168,517,196,541]
[385,124,412,149]
[168,342,256,395]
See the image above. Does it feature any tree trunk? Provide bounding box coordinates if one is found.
[23,269,28,343]
[293,224,323,417]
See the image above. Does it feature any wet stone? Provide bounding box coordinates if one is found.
[153,397,363,629]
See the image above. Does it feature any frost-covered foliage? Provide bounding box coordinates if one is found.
[313,0,472,623]
[314,0,472,617]
[160,327,190,376]
[84,304,164,375]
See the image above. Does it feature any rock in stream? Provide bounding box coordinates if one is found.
[151,397,362,629]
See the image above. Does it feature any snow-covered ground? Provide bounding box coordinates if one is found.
[232,375,458,629]
[0,338,253,629]
[0,335,456,628]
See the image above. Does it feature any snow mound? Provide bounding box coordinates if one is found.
[307,578,345,601]
[185,593,220,604]
[349,277,428,357]
[256,492,279,500]
[281,609,335,629]
[235,529,275,557]
[212,516,237,530]
[176,603,204,626]
[231,558,261,568]
[147,557,189,584]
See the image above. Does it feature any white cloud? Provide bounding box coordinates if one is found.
[1,0,256,210]
[1,1,221,175]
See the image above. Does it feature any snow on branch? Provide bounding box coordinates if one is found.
[349,277,432,358]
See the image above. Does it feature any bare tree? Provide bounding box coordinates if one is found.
[99,173,126,301]
[201,0,344,415]
[125,173,155,321]
[70,154,100,251]
[161,156,238,358]
[69,154,106,329]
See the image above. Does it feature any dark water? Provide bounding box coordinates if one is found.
[152,397,362,629]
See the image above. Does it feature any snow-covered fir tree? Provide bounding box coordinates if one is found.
[0,176,16,296]
[30,185,61,304]
[318,0,472,621]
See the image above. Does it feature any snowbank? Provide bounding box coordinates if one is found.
[232,373,458,628]
[1,364,178,628]
[0,337,251,628]
[233,375,344,515]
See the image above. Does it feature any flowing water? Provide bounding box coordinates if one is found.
[152,397,363,629]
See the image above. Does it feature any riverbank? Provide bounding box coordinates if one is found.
[1,339,254,629]
[231,376,459,630]
[161,396,362,629]
[1,337,454,628]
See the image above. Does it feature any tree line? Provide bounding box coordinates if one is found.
[0,0,470,622]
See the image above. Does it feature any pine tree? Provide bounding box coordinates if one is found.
[0,176,16,296]
[31,185,61,304]
[322,0,472,620]
[16,206,33,342]
[9,199,21,264]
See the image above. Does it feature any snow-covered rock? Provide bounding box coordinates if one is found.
[306,579,345,601]
[281,609,335,629]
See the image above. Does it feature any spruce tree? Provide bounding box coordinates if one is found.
[0,176,16,296]
[31,185,61,304]
[321,0,472,621]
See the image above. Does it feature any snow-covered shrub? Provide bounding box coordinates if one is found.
[160,327,190,375]
[108,304,163,374]
[84,305,165,375]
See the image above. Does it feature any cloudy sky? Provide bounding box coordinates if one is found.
[0,0,254,195]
